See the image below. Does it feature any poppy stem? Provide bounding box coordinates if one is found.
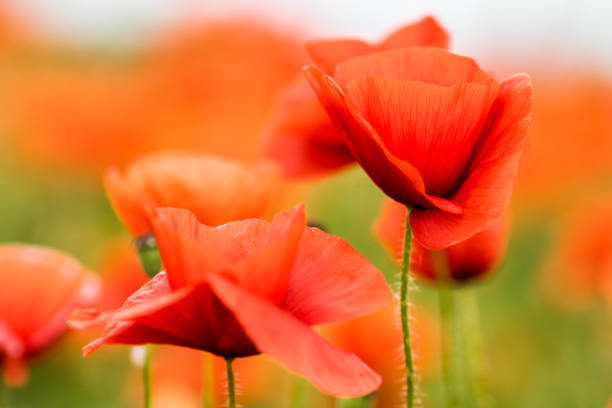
[290,376,307,407]
[225,357,236,408]
[143,344,152,408]
[202,352,213,408]
[457,289,490,408]
[400,207,415,408]
[437,284,461,408]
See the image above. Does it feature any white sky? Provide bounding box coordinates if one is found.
[11,0,612,72]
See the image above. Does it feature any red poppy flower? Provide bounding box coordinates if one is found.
[69,204,392,397]
[374,198,509,283]
[0,245,100,386]
[104,152,280,237]
[261,16,449,178]
[305,47,532,249]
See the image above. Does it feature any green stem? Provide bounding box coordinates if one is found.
[457,289,489,408]
[290,377,307,408]
[202,353,213,408]
[437,285,461,408]
[225,357,236,408]
[400,207,415,408]
[143,344,152,408]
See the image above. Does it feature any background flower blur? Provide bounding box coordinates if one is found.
[0,0,610,407]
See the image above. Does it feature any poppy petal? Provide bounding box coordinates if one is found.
[344,77,499,196]
[261,76,354,177]
[0,245,99,356]
[380,16,450,49]
[79,272,257,357]
[148,207,245,288]
[208,275,382,397]
[334,47,495,88]
[0,319,24,359]
[410,74,533,249]
[306,40,374,75]
[303,65,461,213]
[218,205,306,304]
[104,166,151,237]
[281,226,392,325]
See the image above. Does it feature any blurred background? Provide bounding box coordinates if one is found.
[0,0,610,407]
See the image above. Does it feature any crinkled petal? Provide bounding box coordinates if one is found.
[304,65,461,213]
[410,74,533,248]
[345,77,499,196]
[148,207,244,288]
[281,226,392,325]
[218,205,306,304]
[208,274,382,397]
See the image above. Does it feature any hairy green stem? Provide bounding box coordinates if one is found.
[400,207,415,408]
[143,344,152,408]
[225,357,236,408]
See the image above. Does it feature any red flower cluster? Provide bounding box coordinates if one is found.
[69,205,392,397]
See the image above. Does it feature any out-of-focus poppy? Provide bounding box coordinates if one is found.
[262,16,449,178]
[104,152,281,237]
[541,197,612,308]
[374,198,509,283]
[515,74,612,205]
[0,20,304,173]
[305,47,532,249]
[69,205,392,397]
[321,305,438,407]
[0,245,100,386]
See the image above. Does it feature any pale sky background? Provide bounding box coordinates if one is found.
[10,0,612,72]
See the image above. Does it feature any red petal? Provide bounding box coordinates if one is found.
[345,77,499,196]
[104,166,150,237]
[372,199,407,264]
[106,153,281,236]
[261,76,354,178]
[148,207,244,288]
[334,47,495,89]
[218,205,306,304]
[79,271,257,358]
[303,65,461,213]
[306,40,374,75]
[281,226,392,325]
[380,16,450,50]
[411,74,533,248]
[208,275,382,397]
[0,245,100,357]
[410,213,509,282]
